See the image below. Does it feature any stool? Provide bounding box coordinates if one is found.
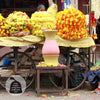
[36,66,68,96]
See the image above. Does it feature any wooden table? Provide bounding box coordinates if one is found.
[36,66,68,96]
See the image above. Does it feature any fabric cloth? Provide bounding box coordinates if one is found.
[0,56,14,66]
[47,4,58,18]
[0,35,95,47]
[86,70,100,84]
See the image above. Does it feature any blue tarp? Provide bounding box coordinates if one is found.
[87,70,100,84]
[0,57,14,66]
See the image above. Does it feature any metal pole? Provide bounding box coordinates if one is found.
[88,0,91,69]
[89,0,91,35]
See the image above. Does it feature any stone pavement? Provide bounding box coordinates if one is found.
[0,87,100,100]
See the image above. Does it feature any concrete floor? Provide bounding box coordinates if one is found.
[0,88,100,100]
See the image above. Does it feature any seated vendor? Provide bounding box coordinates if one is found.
[36,0,58,18]
[37,4,45,12]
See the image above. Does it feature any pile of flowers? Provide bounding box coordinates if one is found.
[56,8,88,40]
[37,61,65,67]
[5,11,31,37]
[90,61,100,71]
[0,14,6,37]
[31,11,56,38]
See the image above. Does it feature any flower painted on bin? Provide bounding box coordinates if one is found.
[56,8,88,40]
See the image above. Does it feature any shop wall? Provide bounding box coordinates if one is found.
[0,0,89,17]
[78,0,88,14]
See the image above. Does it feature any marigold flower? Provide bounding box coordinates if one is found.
[56,8,88,40]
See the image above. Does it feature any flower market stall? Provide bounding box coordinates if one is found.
[0,0,96,94]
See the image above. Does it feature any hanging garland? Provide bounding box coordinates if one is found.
[86,11,97,39]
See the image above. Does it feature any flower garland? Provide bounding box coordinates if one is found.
[0,14,6,37]
[86,11,97,39]
[5,11,31,37]
[30,11,56,38]
[37,61,65,67]
[56,8,88,40]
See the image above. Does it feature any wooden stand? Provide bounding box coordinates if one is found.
[36,66,68,96]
